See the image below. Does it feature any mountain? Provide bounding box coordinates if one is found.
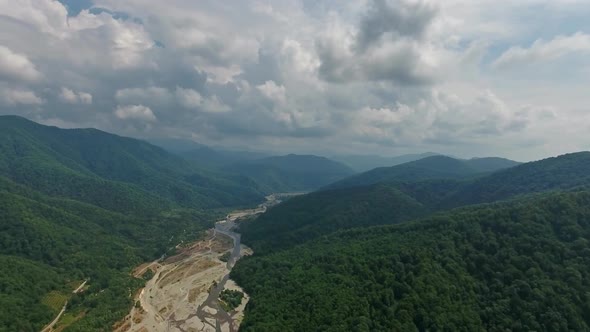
[440,152,590,208]
[0,115,264,212]
[240,184,429,252]
[463,157,521,173]
[0,116,265,330]
[150,138,270,168]
[332,152,440,172]
[0,175,215,331]
[241,152,588,253]
[225,154,355,192]
[233,190,590,331]
[326,155,518,190]
[148,138,211,154]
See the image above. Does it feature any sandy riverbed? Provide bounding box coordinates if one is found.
[113,229,251,332]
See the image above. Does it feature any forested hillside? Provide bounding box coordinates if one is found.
[0,115,265,212]
[225,154,355,192]
[326,155,519,190]
[440,152,590,208]
[332,152,440,172]
[242,153,589,252]
[0,116,257,331]
[241,184,429,252]
[0,174,216,331]
[234,190,590,331]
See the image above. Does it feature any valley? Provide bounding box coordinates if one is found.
[115,194,287,332]
[3,116,590,331]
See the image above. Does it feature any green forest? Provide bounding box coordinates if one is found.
[5,115,590,331]
[234,152,590,331]
[234,190,590,331]
[0,116,234,331]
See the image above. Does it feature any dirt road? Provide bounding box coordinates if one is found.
[41,302,67,332]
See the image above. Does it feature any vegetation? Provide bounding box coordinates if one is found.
[0,184,216,331]
[0,116,241,331]
[0,115,265,212]
[439,152,590,208]
[241,184,428,252]
[326,155,519,190]
[234,152,590,331]
[224,154,355,192]
[233,190,590,331]
[219,289,244,312]
[219,251,232,262]
[242,152,590,252]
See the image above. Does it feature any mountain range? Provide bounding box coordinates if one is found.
[3,115,587,331]
[234,151,590,331]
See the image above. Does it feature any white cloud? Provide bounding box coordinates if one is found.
[0,0,588,160]
[0,0,68,37]
[175,87,203,108]
[494,32,590,68]
[114,104,157,121]
[257,81,286,104]
[59,87,92,104]
[0,45,42,82]
[0,88,44,106]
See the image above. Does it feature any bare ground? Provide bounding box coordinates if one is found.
[114,232,240,332]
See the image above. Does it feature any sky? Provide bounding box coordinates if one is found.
[1,0,590,161]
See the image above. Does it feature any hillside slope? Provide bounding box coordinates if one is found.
[0,116,263,331]
[241,184,429,252]
[440,152,590,208]
[331,152,440,172]
[234,190,590,331]
[0,175,216,331]
[225,154,355,192]
[0,115,264,212]
[326,155,518,190]
[242,152,590,253]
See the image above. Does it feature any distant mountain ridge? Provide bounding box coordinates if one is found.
[150,138,270,168]
[332,152,441,172]
[224,154,355,192]
[242,152,583,252]
[0,115,265,212]
[326,155,520,190]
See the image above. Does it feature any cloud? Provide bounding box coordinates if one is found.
[356,0,438,51]
[316,0,439,85]
[175,87,202,108]
[201,95,231,113]
[0,88,44,106]
[59,87,92,104]
[114,104,156,121]
[0,45,42,82]
[115,87,173,106]
[257,80,286,104]
[0,0,587,160]
[493,32,590,69]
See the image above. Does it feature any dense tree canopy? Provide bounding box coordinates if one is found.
[234,191,590,331]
